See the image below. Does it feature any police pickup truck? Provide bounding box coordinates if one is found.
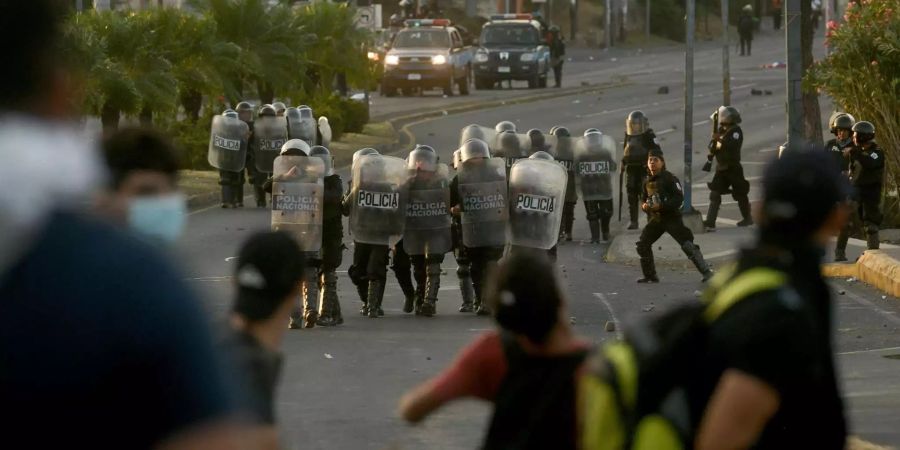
[474,14,550,90]
[382,19,474,97]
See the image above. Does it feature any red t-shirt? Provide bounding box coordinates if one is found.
[427,331,590,404]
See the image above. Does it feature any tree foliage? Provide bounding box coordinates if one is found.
[807,0,900,219]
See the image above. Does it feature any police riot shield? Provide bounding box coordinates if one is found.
[287,109,316,146]
[350,155,410,246]
[207,115,249,172]
[495,131,532,170]
[508,158,567,249]
[458,158,509,248]
[403,164,452,256]
[576,134,618,201]
[459,125,495,148]
[317,117,332,147]
[254,115,289,173]
[550,136,580,202]
[271,156,325,252]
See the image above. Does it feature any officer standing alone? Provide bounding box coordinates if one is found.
[835,121,885,260]
[549,25,565,88]
[636,149,713,283]
[621,111,661,230]
[703,106,754,230]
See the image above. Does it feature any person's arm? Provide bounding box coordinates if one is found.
[695,369,780,450]
[662,175,684,212]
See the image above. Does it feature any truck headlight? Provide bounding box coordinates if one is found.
[475,52,489,63]
[520,52,536,62]
[367,51,379,61]
[385,55,399,65]
[432,54,447,65]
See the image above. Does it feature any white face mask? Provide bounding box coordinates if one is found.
[127,194,187,245]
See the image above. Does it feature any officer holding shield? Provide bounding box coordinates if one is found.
[551,127,578,241]
[508,151,567,262]
[309,145,345,326]
[252,105,289,207]
[450,139,508,316]
[209,109,249,208]
[403,146,452,316]
[577,131,618,243]
[450,149,476,313]
[344,148,384,316]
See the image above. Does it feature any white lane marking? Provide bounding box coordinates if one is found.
[705,250,738,259]
[594,293,623,338]
[840,288,900,326]
[760,148,778,153]
[186,276,232,282]
[225,256,238,262]
[838,346,900,356]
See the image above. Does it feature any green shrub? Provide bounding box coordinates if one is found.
[308,92,369,141]
[170,110,217,171]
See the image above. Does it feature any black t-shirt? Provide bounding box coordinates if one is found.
[688,247,846,449]
[0,211,235,449]
[222,329,284,425]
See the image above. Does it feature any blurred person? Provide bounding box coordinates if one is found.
[98,127,186,246]
[548,25,566,88]
[835,121,885,260]
[738,5,755,56]
[692,150,848,449]
[399,252,591,449]
[0,2,258,449]
[225,231,307,448]
[771,0,783,30]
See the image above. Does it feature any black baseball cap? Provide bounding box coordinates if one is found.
[760,150,851,239]
[232,231,306,322]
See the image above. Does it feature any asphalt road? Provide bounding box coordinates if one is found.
[177,30,900,449]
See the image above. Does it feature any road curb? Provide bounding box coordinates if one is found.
[603,232,740,271]
[823,251,900,298]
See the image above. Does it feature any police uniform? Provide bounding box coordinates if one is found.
[246,122,270,207]
[622,131,660,229]
[704,123,753,229]
[450,194,476,312]
[315,172,345,326]
[342,191,390,318]
[838,141,885,254]
[824,137,851,174]
[391,241,417,313]
[636,150,712,282]
[549,30,566,88]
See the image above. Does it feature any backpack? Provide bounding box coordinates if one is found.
[579,265,788,450]
[483,332,590,450]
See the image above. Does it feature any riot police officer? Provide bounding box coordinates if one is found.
[835,121,884,260]
[636,148,713,283]
[450,149,476,312]
[495,121,517,134]
[403,146,452,316]
[272,102,287,116]
[551,127,578,241]
[577,131,618,243]
[703,105,753,230]
[344,148,386,316]
[825,113,855,174]
[508,151,567,262]
[252,104,287,207]
[210,109,249,208]
[526,128,550,154]
[236,101,259,207]
[451,139,508,315]
[549,25,565,88]
[622,111,661,230]
[309,145,345,326]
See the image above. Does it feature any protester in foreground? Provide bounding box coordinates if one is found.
[225,231,307,448]
[693,150,848,449]
[398,252,591,449]
[0,2,251,448]
[98,127,187,246]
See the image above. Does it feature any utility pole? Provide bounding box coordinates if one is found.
[785,0,804,153]
[824,0,833,55]
[683,0,697,216]
[571,0,578,41]
[645,0,650,40]
[605,0,612,48]
[721,0,731,105]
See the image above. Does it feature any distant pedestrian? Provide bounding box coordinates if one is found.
[98,127,187,246]
[549,25,566,88]
[0,2,248,448]
[224,231,307,446]
[738,5,755,56]
[399,252,591,450]
[771,0,783,30]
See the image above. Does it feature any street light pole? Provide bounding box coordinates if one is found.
[785,0,804,153]
[605,0,612,49]
[721,0,731,105]
[683,0,696,214]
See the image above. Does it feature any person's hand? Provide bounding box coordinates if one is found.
[842,148,853,158]
[450,205,461,216]
[711,132,721,141]
[641,202,650,212]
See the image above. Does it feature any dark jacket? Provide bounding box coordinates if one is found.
[711,125,743,171]
[642,169,684,220]
[824,138,851,173]
[848,142,885,188]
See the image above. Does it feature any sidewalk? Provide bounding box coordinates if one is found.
[606,223,900,298]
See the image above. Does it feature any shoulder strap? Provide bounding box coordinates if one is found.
[703,266,787,323]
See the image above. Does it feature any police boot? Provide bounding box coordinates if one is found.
[315,273,332,326]
[367,279,383,318]
[704,196,721,231]
[377,279,386,316]
[302,277,319,328]
[564,213,574,242]
[289,291,303,329]
[317,272,342,327]
[867,229,881,250]
[682,242,714,282]
[834,228,850,262]
[254,185,267,208]
[601,219,611,242]
[458,266,475,313]
[356,281,369,315]
[736,197,754,227]
[628,193,640,229]
[637,257,660,283]
[235,183,244,208]
[473,272,492,317]
[221,186,234,208]
[421,264,441,317]
[588,220,600,243]
[397,271,416,314]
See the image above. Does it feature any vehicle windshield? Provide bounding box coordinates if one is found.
[480,25,541,46]
[392,29,450,48]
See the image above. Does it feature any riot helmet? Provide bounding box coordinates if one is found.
[236,101,254,122]
[298,107,314,119]
[460,124,487,146]
[529,151,554,161]
[223,110,239,119]
[498,130,522,154]
[452,149,463,170]
[852,121,875,145]
[258,104,277,118]
[308,145,334,176]
[285,106,301,120]
[742,4,753,12]
[717,106,742,126]
[407,147,439,172]
[584,130,604,149]
[460,138,491,162]
[551,126,571,137]
[829,113,855,134]
[495,120,517,133]
[352,147,379,168]
[272,102,287,116]
[527,129,547,151]
[280,139,311,156]
[626,110,649,136]
[415,144,437,155]
[583,128,601,136]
